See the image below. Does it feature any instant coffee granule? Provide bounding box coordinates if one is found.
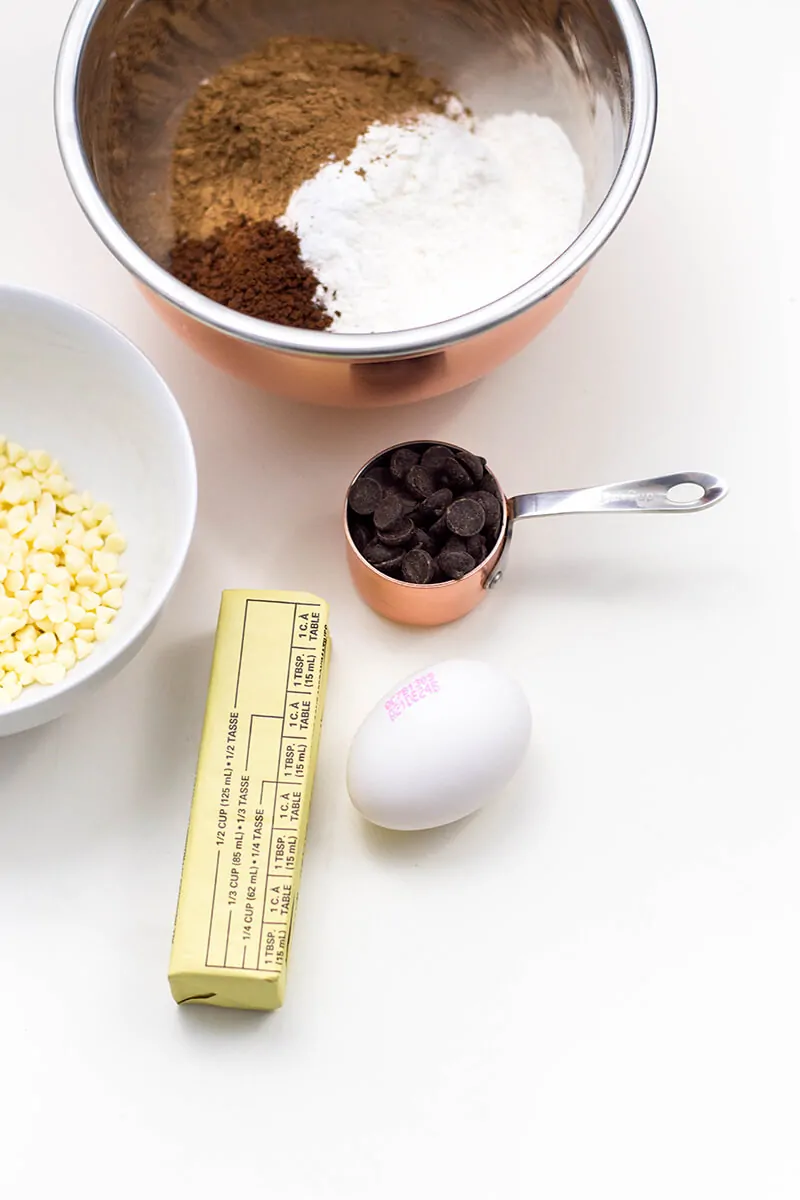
[169,216,333,329]
[171,36,455,240]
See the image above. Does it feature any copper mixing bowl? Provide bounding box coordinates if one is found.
[55,0,656,408]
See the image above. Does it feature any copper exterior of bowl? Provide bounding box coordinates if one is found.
[345,441,510,625]
[55,0,657,408]
[346,533,508,624]
[143,274,582,406]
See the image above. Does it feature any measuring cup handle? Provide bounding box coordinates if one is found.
[509,472,728,520]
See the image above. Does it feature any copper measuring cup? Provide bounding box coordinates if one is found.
[344,441,729,627]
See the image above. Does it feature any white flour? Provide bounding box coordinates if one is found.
[281,110,585,334]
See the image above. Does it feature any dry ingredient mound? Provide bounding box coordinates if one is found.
[171,36,455,241]
[282,111,584,333]
[169,217,333,330]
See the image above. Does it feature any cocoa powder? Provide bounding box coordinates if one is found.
[171,36,454,239]
[169,216,333,330]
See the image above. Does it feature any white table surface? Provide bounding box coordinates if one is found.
[2,1,799,1195]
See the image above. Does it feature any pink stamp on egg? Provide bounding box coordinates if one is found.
[384,671,440,721]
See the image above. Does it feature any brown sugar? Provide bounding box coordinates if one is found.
[169,216,334,330]
[170,36,455,239]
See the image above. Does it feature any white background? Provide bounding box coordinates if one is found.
[1,0,799,1195]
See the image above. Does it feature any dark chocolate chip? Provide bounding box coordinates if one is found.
[421,445,455,472]
[472,490,503,527]
[481,472,502,498]
[373,493,405,531]
[438,546,477,580]
[348,475,383,516]
[440,457,473,491]
[377,516,415,547]
[389,447,420,482]
[401,548,436,585]
[417,488,453,524]
[351,443,499,584]
[367,542,407,564]
[411,528,436,554]
[364,466,393,490]
[456,449,484,484]
[428,514,449,543]
[363,540,404,567]
[399,495,420,516]
[446,497,486,537]
[351,522,371,553]
[405,465,436,498]
[466,533,488,563]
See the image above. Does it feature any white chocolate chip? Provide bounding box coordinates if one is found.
[1,673,22,701]
[64,545,87,573]
[93,551,118,576]
[28,598,47,623]
[7,507,27,536]
[33,662,67,685]
[56,643,77,670]
[0,616,24,640]
[0,441,127,701]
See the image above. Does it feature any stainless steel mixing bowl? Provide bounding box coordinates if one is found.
[55,0,656,408]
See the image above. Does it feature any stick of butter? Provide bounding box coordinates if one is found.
[169,591,330,1010]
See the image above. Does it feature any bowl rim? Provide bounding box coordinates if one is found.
[54,0,657,360]
[0,283,198,718]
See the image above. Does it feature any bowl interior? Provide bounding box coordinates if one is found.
[77,0,636,276]
[0,287,196,714]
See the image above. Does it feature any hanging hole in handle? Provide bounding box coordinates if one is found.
[667,482,707,505]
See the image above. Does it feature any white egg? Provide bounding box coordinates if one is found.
[347,659,532,830]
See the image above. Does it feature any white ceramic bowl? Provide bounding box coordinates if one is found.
[0,286,197,735]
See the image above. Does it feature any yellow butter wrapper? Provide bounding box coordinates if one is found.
[169,591,330,1010]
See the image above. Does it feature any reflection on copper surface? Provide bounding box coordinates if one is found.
[144,273,583,406]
